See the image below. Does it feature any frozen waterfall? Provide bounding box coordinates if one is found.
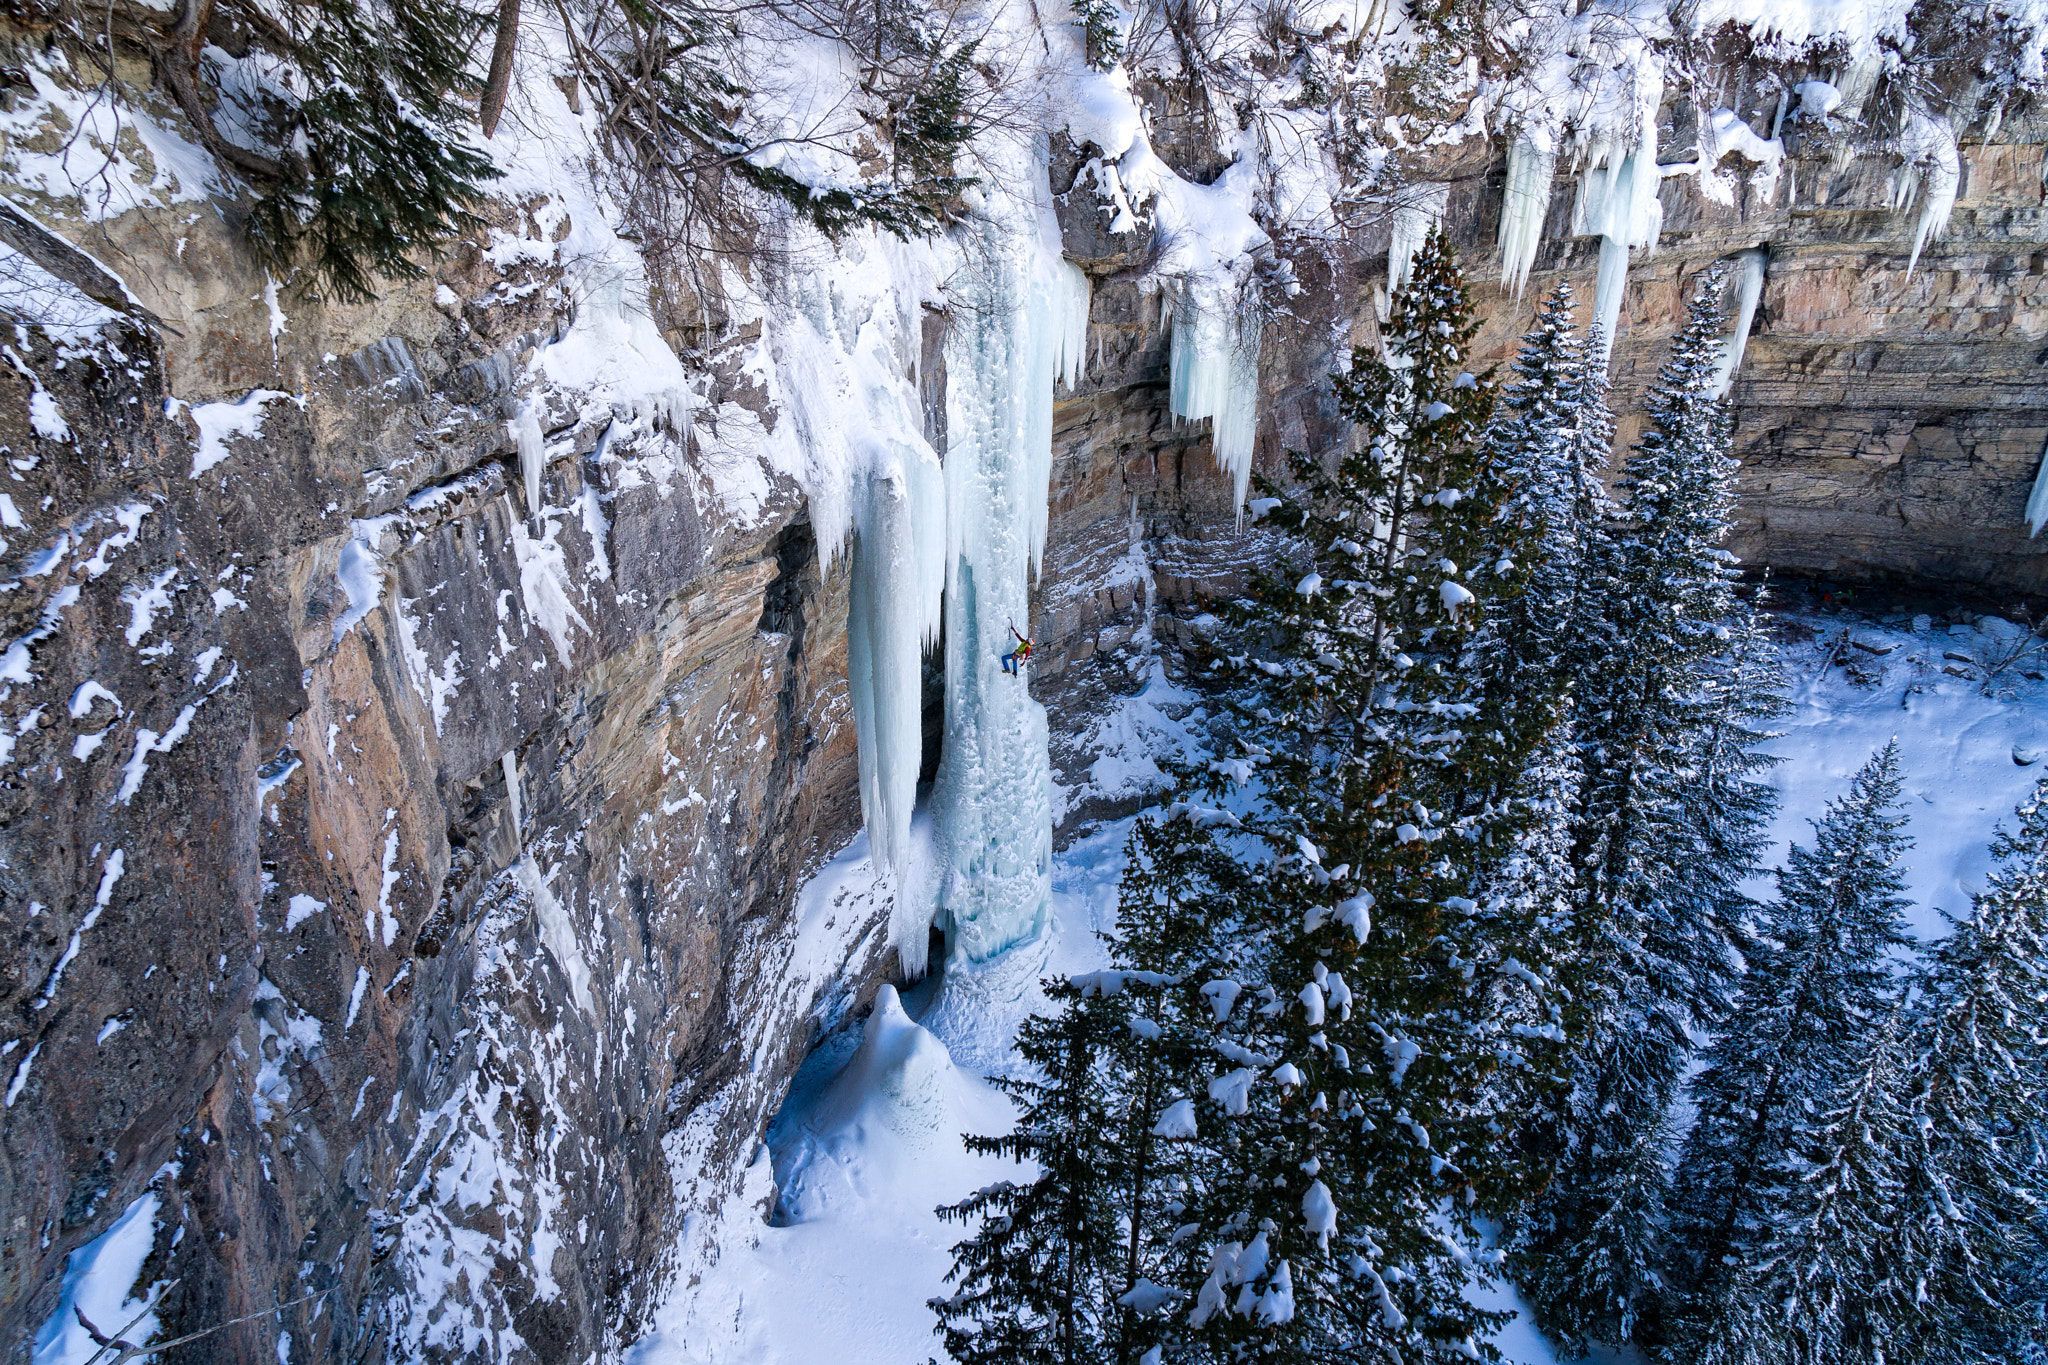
[1895,111,1959,278]
[1169,272,1262,512]
[921,193,1091,974]
[768,247,947,895]
[1709,247,1768,398]
[1388,182,1449,293]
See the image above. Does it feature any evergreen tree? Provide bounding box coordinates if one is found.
[1169,227,1569,1359]
[1887,775,2048,1362]
[231,0,500,301]
[1667,743,1916,1355]
[1508,283,1781,1355]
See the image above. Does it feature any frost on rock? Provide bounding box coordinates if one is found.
[1709,247,1769,397]
[1498,138,1556,300]
[1168,271,1262,513]
[924,158,1087,973]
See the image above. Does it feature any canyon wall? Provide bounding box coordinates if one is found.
[0,25,2045,1365]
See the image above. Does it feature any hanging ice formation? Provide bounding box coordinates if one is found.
[1573,66,1665,366]
[1169,270,1262,511]
[1499,139,1556,299]
[770,251,947,902]
[2027,439,2048,539]
[1894,111,1959,278]
[1388,182,1450,292]
[1709,247,1768,398]
[922,174,1091,975]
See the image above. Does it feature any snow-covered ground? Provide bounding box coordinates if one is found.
[626,609,2047,1365]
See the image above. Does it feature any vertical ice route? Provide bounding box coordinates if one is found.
[922,143,1090,974]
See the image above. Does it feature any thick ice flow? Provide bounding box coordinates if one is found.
[765,246,949,889]
[1169,272,1262,511]
[923,175,1088,973]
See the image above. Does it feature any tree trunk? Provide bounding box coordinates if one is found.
[481,0,523,139]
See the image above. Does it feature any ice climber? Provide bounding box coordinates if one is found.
[1002,622,1033,676]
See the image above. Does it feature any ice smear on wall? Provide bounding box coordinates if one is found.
[1709,247,1768,397]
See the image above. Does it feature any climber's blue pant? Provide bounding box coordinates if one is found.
[1001,651,1019,675]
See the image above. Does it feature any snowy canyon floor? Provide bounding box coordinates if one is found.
[624,605,2048,1365]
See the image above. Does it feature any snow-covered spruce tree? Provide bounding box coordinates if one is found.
[1881,775,2048,1363]
[1156,226,1572,1360]
[1665,742,1916,1357]
[1511,281,1784,1353]
[933,806,1254,1364]
[1703,1008,1918,1365]
[933,971,1141,1364]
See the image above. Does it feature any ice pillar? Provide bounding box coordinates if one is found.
[924,180,1090,971]
[2027,438,2048,539]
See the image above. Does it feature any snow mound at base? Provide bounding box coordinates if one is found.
[774,985,957,1221]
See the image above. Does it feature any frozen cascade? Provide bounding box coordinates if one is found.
[1574,65,1664,366]
[2027,438,2048,538]
[1498,139,1556,299]
[1895,111,1959,277]
[1388,182,1449,292]
[765,244,948,901]
[1169,271,1262,511]
[923,171,1091,974]
[1709,247,1769,397]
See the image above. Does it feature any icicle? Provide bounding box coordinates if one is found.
[1574,64,1664,369]
[1709,248,1769,398]
[1499,139,1555,300]
[511,400,545,528]
[1590,236,1631,367]
[1168,272,1262,513]
[1895,112,1958,278]
[1388,182,1449,293]
[2027,438,2048,539]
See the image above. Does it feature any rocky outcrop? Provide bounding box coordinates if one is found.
[0,184,898,1361]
